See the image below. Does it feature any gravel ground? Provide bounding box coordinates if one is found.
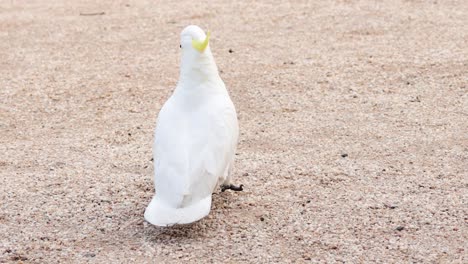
[1,0,467,263]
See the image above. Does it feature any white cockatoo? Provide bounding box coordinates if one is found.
[144,25,242,226]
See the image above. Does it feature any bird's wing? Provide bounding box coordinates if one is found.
[152,96,191,207]
[153,94,238,208]
[185,98,238,203]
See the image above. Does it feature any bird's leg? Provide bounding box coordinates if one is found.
[221,184,244,192]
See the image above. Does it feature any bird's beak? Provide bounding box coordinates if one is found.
[192,31,210,53]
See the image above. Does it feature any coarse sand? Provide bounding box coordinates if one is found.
[1,0,467,263]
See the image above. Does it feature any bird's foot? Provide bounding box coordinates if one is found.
[221,184,244,192]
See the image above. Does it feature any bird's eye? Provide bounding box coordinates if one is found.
[179,44,182,48]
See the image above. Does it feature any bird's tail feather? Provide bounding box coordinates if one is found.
[144,196,212,226]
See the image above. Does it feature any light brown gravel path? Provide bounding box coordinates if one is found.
[1,0,467,263]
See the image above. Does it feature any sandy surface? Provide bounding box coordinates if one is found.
[1,0,467,263]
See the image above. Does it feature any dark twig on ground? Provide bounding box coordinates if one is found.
[79,12,105,16]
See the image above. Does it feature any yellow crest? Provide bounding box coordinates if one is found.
[191,31,210,53]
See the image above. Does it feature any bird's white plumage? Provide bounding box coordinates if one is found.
[144,25,239,226]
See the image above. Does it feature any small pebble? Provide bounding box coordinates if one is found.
[11,256,28,261]
[84,252,96,258]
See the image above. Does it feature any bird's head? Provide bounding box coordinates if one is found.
[180,25,211,54]
[178,25,218,84]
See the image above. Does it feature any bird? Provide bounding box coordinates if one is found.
[144,25,242,227]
